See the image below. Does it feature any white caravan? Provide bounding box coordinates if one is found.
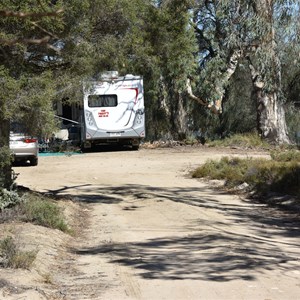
[81,72,145,150]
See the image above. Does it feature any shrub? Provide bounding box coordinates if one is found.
[0,236,36,269]
[267,162,300,197]
[192,157,257,187]
[208,132,269,149]
[192,156,300,198]
[270,149,300,162]
[0,188,24,210]
[21,195,69,232]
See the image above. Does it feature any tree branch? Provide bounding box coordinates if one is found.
[0,36,60,52]
[0,36,50,46]
[187,49,242,114]
[0,9,64,19]
[186,78,208,105]
[30,21,59,39]
[246,56,264,89]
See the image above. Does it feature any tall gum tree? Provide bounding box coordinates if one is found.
[189,0,294,144]
[0,1,77,189]
[246,0,290,144]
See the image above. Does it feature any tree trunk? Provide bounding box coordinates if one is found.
[173,92,188,140]
[247,57,290,144]
[0,116,12,190]
[255,90,290,144]
[249,0,290,144]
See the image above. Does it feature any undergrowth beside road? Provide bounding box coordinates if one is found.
[0,192,69,233]
[207,133,270,149]
[0,236,36,269]
[192,149,300,200]
[0,192,70,269]
[20,193,70,232]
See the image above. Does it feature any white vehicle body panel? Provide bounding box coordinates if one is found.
[82,74,145,146]
[9,133,39,166]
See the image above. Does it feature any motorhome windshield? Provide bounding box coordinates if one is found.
[88,95,117,107]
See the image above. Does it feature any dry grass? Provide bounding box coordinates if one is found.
[207,132,270,149]
[0,236,36,269]
[192,154,300,199]
[20,194,70,233]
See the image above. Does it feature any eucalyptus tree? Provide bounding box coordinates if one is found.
[143,0,199,139]
[0,0,167,188]
[278,3,300,142]
[88,0,199,139]
[0,0,155,190]
[0,0,87,189]
[189,0,297,144]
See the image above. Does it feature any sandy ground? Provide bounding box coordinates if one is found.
[1,146,300,300]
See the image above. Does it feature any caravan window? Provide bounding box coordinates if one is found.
[88,95,118,107]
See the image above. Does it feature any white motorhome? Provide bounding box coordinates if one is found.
[81,72,145,150]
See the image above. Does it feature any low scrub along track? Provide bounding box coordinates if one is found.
[1,146,300,300]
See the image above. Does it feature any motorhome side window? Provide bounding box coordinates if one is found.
[88,95,118,107]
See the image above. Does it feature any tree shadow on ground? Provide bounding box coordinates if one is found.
[54,183,300,282]
[47,183,300,240]
[73,230,298,281]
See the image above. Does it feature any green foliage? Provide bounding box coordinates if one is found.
[270,149,300,162]
[0,0,299,145]
[0,188,24,210]
[0,146,13,189]
[135,1,198,139]
[190,62,257,139]
[192,157,252,187]
[285,103,300,144]
[0,191,70,245]
[278,2,300,106]
[0,146,11,169]
[16,71,58,137]
[0,0,200,141]
[21,195,69,232]
[219,63,257,135]
[192,0,298,143]
[192,155,300,198]
[0,67,21,119]
[0,236,36,269]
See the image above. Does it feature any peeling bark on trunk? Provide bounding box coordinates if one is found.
[173,92,188,139]
[249,0,290,144]
[186,78,209,106]
[247,58,290,144]
[256,90,290,144]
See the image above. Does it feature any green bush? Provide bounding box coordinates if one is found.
[0,188,24,210]
[192,157,259,187]
[0,236,36,269]
[270,149,300,162]
[21,195,69,232]
[1,191,70,233]
[192,156,300,198]
[285,103,300,145]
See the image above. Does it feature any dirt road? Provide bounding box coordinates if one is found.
[2,146,300,300]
